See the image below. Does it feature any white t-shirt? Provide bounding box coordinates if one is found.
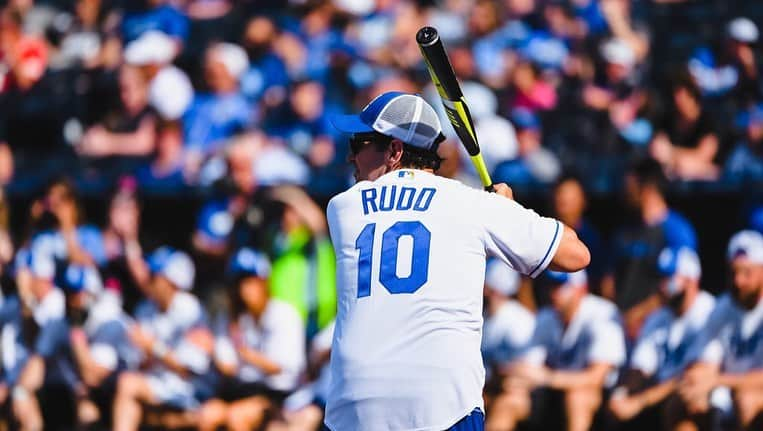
[135,291,210,376]
[631,291,715,382]
[215,299,306,392]
[540,295,625,377]
[482,300,542,376]
[325,169,562,431]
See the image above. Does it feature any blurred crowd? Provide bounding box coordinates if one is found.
[0,0,763,430]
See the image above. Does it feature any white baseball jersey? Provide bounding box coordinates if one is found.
[703,297,763,373]
[482,300,543,376]
[631,291,715,382]
[325,169,563,431]
[214,299,306,392]
[539,295,625,378]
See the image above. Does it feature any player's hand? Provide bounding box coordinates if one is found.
[493,183,513,200]
[608,395,644,421]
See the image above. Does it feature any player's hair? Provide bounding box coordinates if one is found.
[369,132,445,171]
[400,139,445,171]
[630,157,668,195]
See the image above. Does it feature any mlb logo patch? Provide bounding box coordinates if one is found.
[398,170,414,179]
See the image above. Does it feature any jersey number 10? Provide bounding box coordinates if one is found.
[355,221,431,297]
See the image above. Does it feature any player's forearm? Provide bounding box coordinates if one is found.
[548,364,610,391]
[71,344,110,387]
[17,356,44,391]
[717,371,763,390]
[632,379,677,408]
[239,348,282,375]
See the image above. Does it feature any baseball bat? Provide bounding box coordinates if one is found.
[416,26,494,192]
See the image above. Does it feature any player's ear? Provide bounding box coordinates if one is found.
[388,139,404,164]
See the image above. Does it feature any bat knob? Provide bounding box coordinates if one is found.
[416,26,439,46]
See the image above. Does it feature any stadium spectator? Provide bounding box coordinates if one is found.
[493,108,560,187]
[184,42,254,176]
[239,15,289,105]
[650,76,721,181]
[724,102,763,184]
[112,247,213,431]
[199,248,305,431]
[608,247,712,428]
[101,178,151,311]
[6,252,66,431]
[25,178,106,267]
[59,264,136,429]
[123,30,193,122]
[481,260,541,431]
[552,175,608,293]
[514,270,626,431]
[134,120,190,194]
[77,64,157,179]
[607,158,697,338]
[267,185,336,339]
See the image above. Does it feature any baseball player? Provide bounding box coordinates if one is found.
[481,259,544,431]
[608,247,714,427]
[514,270,626,431]
[325,91,590,431]
[681,231,763,430]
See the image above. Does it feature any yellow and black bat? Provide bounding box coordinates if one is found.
[416,26,494,192]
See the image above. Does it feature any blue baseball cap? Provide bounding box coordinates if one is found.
[58,265,103,295]
[330,91,443,150]
[657,247,701,279]
[147,247,195,291]
[537,269,587,289]
[510,108,541,130]
[228,247,271,279]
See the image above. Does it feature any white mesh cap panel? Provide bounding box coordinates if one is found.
[372,94,442,149]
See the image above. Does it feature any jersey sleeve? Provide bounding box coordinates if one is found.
[479,192,563,278]
[630,334,660,376]
[588,319,626,367]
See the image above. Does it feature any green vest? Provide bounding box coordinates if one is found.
[269,227,336,332]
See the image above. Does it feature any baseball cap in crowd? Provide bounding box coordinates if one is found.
[148,247,195,291]
[657,247,701,296]
[228,247,271,280]
[125,31,176,65]
[58,264,103,295]
[510,108,541,131]
[210,43,249,81]
[196,201,234,248]
[600,38,636,68]
[149,66,193,120]
[330,91,444,151]
[727,17,759,43]
[484,259,521,296]
[727,230,763,264]
[537,269,587,289]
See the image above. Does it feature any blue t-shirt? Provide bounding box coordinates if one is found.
[122,5,189,43]
[183,93,254,155]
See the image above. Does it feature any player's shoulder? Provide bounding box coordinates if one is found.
[581,294,620,321]
[327,181,373,212]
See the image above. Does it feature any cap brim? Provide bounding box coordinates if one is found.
[330,114,375,134]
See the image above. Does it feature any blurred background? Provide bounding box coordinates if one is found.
[0,0,762,430]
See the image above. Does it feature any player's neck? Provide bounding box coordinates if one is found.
[641,195,668,225]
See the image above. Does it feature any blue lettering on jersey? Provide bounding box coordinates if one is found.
[361,189,378,215]
[361,186,437,215]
